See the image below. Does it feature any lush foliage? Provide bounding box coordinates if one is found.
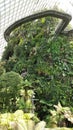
[0,110,39,130]
[0,71,23,112]
[0,110,72,130]
[0,110,73,130]
[0,61,5,76]
[49,102,73,127]
[1,16,73,126]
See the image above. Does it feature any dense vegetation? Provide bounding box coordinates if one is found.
[0,71,23,112]
[0,16,73,128]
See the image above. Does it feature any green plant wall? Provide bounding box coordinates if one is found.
[1,16,73,120]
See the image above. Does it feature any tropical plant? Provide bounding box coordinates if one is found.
[0,71,23,112]
[49,102,73,127]
[0,110,39,130]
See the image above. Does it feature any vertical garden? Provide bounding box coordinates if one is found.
[0,16,73,129]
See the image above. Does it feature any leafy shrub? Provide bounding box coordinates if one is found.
[0,71,23,112]
[0,62,5,76]
[0,110,39,130]
[49,102,73,128]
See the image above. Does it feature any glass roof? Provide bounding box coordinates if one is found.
[0,0,73,59]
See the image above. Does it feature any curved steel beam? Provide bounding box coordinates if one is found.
[4,10,72,41]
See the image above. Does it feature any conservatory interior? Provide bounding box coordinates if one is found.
[0,0,73,130]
